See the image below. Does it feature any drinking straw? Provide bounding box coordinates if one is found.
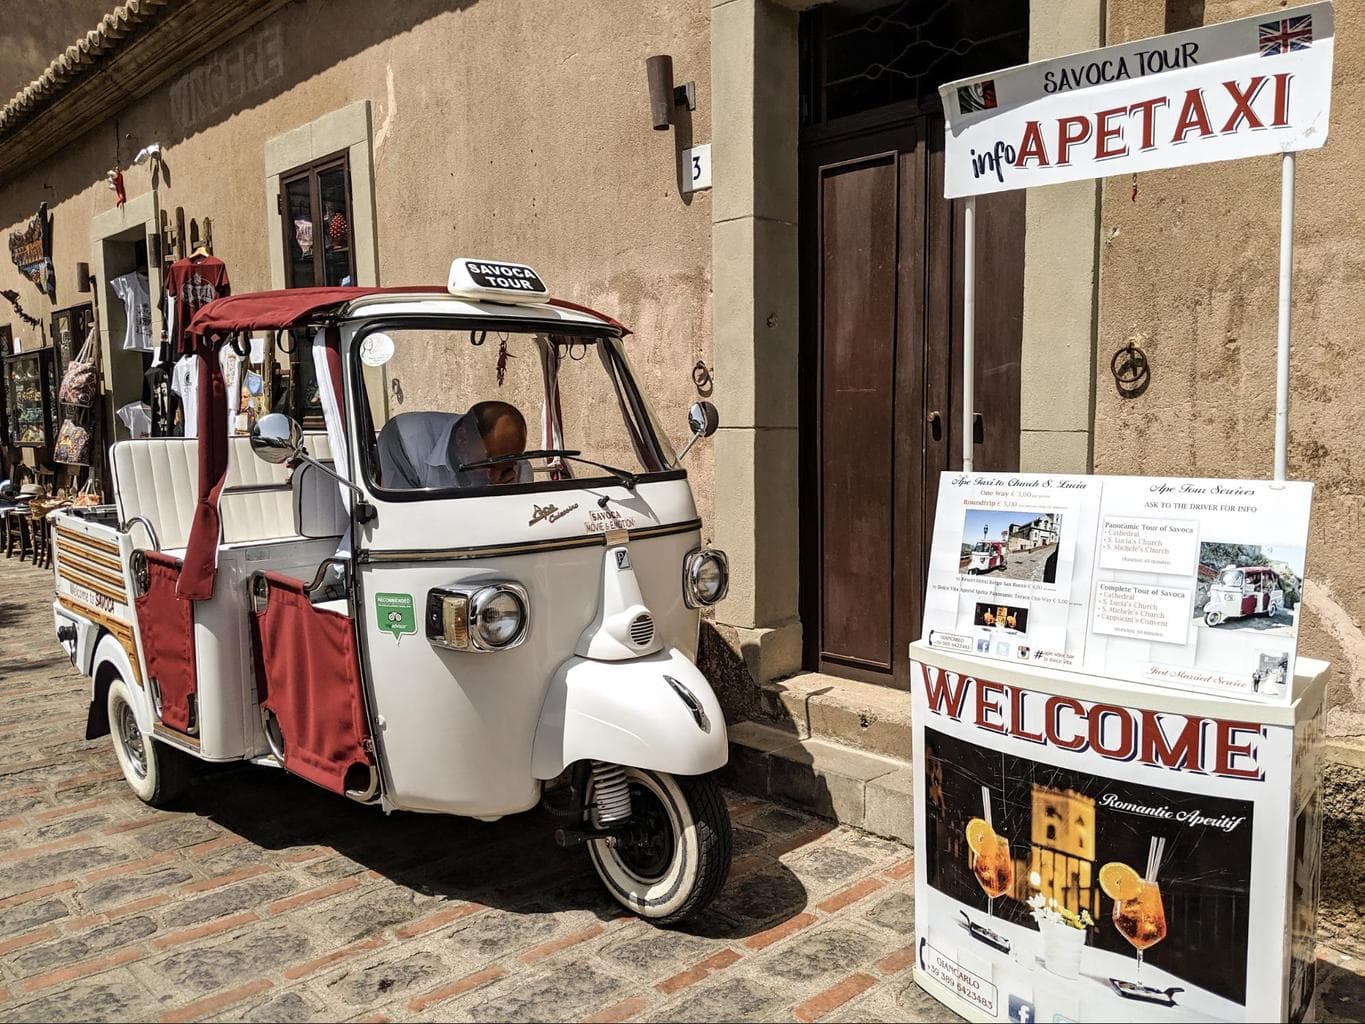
[1144,836,1164,882]
[982,785,992,829]
[1150,837,1165,882]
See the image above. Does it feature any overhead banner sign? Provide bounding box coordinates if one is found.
[939,2,1334,198]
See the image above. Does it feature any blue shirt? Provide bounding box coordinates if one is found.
[376,411,529,489]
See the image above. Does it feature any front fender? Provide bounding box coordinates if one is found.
[532,647,728,780]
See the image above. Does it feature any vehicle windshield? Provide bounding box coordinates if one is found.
[1219,568,1245,587]
[972,542,994,553]
[353,324,676,496]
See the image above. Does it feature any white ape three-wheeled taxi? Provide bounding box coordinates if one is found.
[50,259,733,922]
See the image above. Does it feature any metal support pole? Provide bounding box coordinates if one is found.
[962,196,977,473]
[1274,151,1295,483]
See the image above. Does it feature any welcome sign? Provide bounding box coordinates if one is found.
[939,2,1334,197]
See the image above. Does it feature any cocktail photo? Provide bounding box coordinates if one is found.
[921,726,1256,1019]
[972,600,1030,635]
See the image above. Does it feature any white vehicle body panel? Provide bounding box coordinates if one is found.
[355,494,706,817]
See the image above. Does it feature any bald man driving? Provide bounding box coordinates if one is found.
[377,400,528,489]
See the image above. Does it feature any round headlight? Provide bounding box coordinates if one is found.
[686,549,729,607]
[471,586,527,648]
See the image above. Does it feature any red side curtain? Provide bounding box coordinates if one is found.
[178,346,229,600]
[134,553,197,733]
[252,573,373,795]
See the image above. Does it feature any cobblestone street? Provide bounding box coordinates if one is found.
[2,552,1364,1022]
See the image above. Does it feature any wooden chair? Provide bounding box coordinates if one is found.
[32,509,49,569]
[5,506,31,561]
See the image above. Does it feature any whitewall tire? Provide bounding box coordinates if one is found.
[108,676,193,807]
[587,768,731,925]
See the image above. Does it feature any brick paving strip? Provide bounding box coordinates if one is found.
[2,557,1363,1021]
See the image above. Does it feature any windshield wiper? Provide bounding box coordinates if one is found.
[461,448,638,492]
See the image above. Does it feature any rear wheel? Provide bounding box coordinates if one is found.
[587,768,731,925]
[108,677,195,807]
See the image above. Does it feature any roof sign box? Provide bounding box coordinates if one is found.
[938,1,1334,198]
[447,259,549,304]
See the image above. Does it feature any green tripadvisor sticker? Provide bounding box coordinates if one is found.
[375,592,416,642]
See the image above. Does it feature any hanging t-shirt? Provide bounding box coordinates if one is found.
[170,355,199,438]
[164,255,231,357]
[110,271,154,351]
[116,402,153,439]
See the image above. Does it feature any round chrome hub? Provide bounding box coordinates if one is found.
[118,702,147,779]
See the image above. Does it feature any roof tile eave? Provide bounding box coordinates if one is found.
[0,0,172,139]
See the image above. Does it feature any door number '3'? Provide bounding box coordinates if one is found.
[682,144,711,193]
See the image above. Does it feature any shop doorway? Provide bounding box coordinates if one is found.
[99,226,152,445]
[798,1,1028,689]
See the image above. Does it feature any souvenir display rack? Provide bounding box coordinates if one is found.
[4,347,54,449]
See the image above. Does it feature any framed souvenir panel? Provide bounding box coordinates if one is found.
[0,326,11,453]
[5,349,53,448]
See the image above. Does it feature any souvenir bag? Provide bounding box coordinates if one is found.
[58,328,99,407]
[71,477,102,507]
[53,418,91,465]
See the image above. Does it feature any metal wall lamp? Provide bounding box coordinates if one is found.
[645,55,696,130]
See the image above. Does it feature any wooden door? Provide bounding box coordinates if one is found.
[800,112,1024,689]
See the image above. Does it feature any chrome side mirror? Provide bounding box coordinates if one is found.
[688,401,719,438]
[676,401,719,463]
[250,413,303,465]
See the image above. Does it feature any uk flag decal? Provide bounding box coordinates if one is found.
[1258,15,1313,56]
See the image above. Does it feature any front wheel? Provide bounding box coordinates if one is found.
[108,677,196,807]
[1204,610,1224,627]
[587,768,732,925]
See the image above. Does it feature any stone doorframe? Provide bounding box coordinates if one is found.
[708,0,1104,686]
[91,190,163,447]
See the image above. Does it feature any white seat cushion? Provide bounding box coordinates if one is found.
[110,433,339,551]
[111,439,199,551]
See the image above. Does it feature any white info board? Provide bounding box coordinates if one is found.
[921,472,1313,703]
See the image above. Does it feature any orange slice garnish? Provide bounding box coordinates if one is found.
[1099,861,1143,902]
[966,817,995,855]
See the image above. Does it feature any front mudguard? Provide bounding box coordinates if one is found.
[532,647,728,780]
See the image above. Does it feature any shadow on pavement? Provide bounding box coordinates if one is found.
[172,761,812,939]
[1318,957,1365,1021]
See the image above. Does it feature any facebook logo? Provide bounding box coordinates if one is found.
[1007,995,1035,1024]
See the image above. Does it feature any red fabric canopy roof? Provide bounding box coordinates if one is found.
[184,286,628,347]
[183,286,444,346]
[175,285,629,602]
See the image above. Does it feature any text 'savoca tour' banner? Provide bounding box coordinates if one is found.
[939,2,1333,198]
